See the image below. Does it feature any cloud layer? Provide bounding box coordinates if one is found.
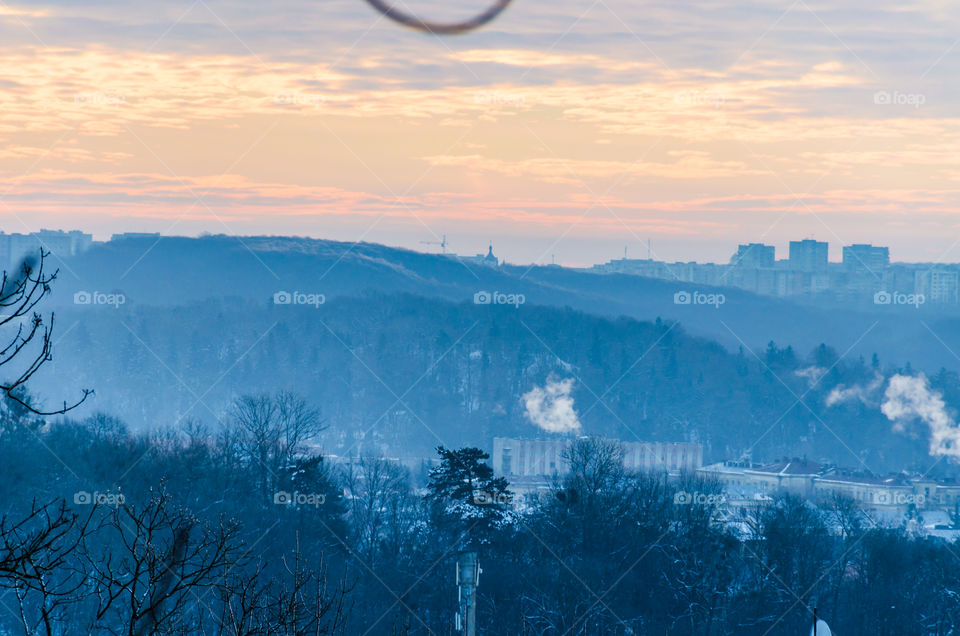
[3,0,960,262]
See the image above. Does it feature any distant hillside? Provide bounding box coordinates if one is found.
[44,234,960,373]
[32,289,957,474]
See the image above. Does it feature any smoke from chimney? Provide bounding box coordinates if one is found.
[522,377,581,434]
[825,372,883,407]
[881,374,960,458]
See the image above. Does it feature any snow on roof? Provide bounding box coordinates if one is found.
[747,459,825,476]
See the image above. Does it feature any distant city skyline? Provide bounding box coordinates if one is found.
[4,226,959,270]
[11,227,952,305]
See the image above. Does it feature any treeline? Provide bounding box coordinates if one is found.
[2,402,960,635]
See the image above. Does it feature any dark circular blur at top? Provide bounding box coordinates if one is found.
[361,0,514,34]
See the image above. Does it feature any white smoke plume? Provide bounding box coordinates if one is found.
[522,377,581,434]
[795,366,826,388]
[881,374,960,458]
[825,373,884,407]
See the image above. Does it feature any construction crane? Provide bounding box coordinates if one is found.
[421,234,448,254]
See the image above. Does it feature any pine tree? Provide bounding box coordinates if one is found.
[426,446,515,545]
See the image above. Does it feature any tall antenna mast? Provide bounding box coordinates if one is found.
[455,552,480,636]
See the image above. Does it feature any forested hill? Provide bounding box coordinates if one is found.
[45,234,960,371]
[38,290,956,473]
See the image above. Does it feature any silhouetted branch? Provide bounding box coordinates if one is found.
[0,250,93,415]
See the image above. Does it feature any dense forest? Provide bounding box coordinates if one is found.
[42,291,960,472]
[2,413,960,635]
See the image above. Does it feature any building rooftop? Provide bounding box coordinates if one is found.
[747,459,825,476]
[818,469,912,487]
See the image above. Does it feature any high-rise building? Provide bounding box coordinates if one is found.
[842,244,890,273]
[731,243,775,268]
[0,229,94,269]
[788,239,829,271]
[915,269,959,304]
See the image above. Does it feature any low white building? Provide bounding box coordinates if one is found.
[699,460,960,515]
[492,436,702,481]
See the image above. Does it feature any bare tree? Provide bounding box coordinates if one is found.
[0,500,94,636]
[230,392,325,501]
[214,538,350,636]
[0,250,92,415]
[0,492,351,635]
[80,490,242,635]
[561,437,625,508]
[341,457,412,567]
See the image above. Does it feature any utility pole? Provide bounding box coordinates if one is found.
[455,551,480,636]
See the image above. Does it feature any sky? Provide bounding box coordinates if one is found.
[2,0,960,266]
